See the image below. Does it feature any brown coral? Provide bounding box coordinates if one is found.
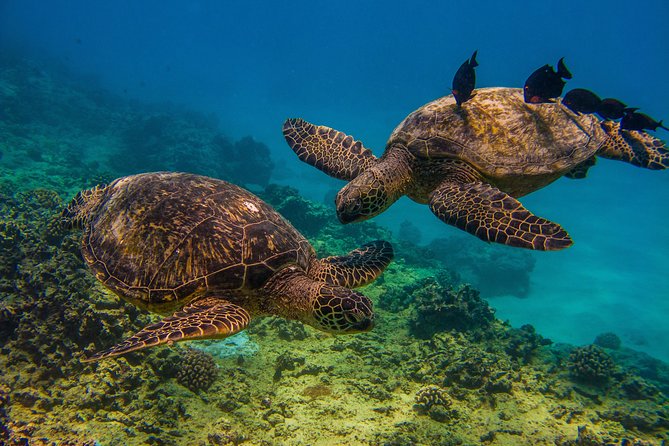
[568,345,616,384]
[414,385,457,422]
[176,347,219,392]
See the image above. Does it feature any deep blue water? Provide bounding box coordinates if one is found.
[1,0,668,359]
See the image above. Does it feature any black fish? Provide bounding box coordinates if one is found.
[596,98,629,120]
[452,50,478,106]
[621,109,668,131]
[562,88,601,114]
[523,57,572,104]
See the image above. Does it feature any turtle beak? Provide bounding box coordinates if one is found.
[350,317,374,332]
[337,209,360,224]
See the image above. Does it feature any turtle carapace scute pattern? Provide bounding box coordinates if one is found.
[283,87,669,250]
[63,172,394,361]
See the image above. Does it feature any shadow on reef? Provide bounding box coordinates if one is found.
[1,55,669,445]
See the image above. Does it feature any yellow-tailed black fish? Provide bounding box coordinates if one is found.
[596,98,629,120]
[452,50,478,106]
[562,88,601,114]
[621,109,668,131]
[523,57,572,104]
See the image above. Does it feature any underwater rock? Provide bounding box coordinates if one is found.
[502,324,552,363]
[408,278,495,339]
[599,404,669,432]
[593,331,622,350]
[619,375,660,400]
[207,417,247,445]
[277,321,310,341]
[273,351,306,381]
[176,348,219,392]
[414,385,458,422]
[229,136,274,187]
[301,383,333,400]
[568,345,616,384]
[260,184,331,237]
[110,110,274,187]
[0,383,9,408]
[445,346,515,393]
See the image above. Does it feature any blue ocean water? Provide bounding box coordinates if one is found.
[1,0,668,367]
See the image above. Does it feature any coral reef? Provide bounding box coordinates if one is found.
[568,345,616,384]
[502,323,553,363]
[408,277,495,339]
[176,348,219,392]
[594,331,622,350]
[116,116,274,187]
[414,385,457,422]
[260,184,331,237]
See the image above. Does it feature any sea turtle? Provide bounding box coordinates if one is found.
[283,87,669,250]
[63,172,393,361]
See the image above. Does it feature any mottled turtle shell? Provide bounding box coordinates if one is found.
[82,172,314,308]
[388,87,604,178]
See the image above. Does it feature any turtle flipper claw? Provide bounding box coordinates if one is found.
[83,297,250,362]
[429,180,573,251]
[310,240,394,288]
[282,118,378,181]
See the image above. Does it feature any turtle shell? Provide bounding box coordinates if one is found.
[81,172,314,307]
[388,87,605,179]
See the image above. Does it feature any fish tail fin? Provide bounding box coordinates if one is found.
[557,57,572,79]
[470,50,479,67]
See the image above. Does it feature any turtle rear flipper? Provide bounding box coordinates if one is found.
[62,184,107,229]
[282,118,378,181]
[429,180,573,251]
[598,121,669,170]
[83,297,250,362]
[565,156,597,179]
[310,240,394,288]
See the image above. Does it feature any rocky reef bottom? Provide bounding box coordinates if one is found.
[1,54,668,445]
[1,185,668,446]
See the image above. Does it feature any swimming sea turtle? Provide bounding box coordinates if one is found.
[283,87,669,250]
[63,172,393,361]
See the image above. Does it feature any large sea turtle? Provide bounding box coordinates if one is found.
[63,172,393,361]
[283,87,668,250]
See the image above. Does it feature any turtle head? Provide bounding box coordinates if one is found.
[311,285,374,334]
[336,169,395,224]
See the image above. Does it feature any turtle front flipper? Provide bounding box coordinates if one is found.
[597,121,669,170]
[310,240,394,288]
[83,297,250,362]
[282,118,378,181]
[429,180,573,251]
